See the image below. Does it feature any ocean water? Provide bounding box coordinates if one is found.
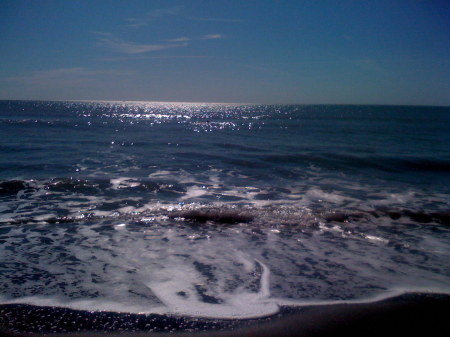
[0,100,449,324]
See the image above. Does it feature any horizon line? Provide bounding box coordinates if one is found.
[0,98,449,108]
[0,98,255,105]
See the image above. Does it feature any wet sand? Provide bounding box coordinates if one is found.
[1,293,449,337]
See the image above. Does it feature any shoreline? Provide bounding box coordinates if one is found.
[1,292,449,337]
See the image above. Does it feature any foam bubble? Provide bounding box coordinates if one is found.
[305,187,356,205]
[364,235,389,244]
[180,186,209,201]
[110,177,141,190]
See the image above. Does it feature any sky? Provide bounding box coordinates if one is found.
[0,0,449,105]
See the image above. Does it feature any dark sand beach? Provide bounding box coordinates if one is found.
[1,293,449,337]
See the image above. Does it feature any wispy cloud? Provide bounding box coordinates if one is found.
[99,55,210,62]
[165,34,224,43]
[145,7,183,18]
[201,34,224,40]
[126,7,242,28]
[189,17,243,23]
[94,32,224,55]
[127,6,183,28]
[95,32,187,54]
[164,37,191,43]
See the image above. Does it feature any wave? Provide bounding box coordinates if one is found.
[322,209,450,226]
[1,198,448,228]
[261,153,450,173]
[398,158,450,172]
[170,208,254,224]
[1,176,449,227]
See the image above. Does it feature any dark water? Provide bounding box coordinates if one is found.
[0,101,449,325]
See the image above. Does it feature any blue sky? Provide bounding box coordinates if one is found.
[0,0,449,105]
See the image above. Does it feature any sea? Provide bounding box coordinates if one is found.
[0,100,449,333]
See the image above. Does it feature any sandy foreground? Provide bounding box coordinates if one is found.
[1,293,449,337]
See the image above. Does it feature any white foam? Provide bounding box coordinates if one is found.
[148,170,174,179]
[147,257,278,318]
[2,286,449,319]
[0,296,167,315]
[1,196,449,321]
[117,206,136,214]
[364,234,389,244]
[91,210,114,217]
[110,177,141,190]
[180,186,208,201]
[368,190,417,207]
[305,187,355,205]
[32,214,57,221]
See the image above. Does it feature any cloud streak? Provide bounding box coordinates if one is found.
[99,55,210,62]
[127,6,183,28]
[188,16,243,23]
[201,34,224,40]
[164,37,191,43]
[95,32,187,54]
[126,7,242,28]
[165,34,224,42]
[95,32,224,55]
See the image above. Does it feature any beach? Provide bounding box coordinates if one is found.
[1,293,449,336]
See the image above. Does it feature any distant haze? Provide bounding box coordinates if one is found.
[0,0,449,106]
